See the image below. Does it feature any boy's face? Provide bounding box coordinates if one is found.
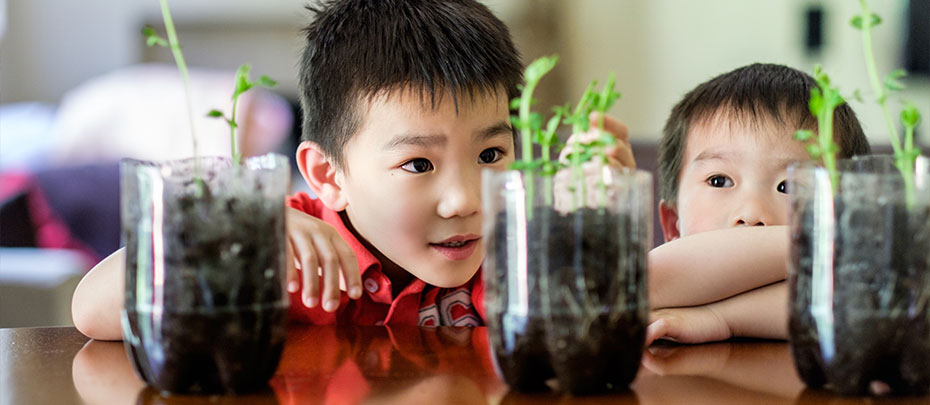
[661,114,810,241]
[337,89,513,287]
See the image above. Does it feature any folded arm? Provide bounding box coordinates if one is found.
[649,225,789,309]
[646,281,788,345]
[72,248,125,341]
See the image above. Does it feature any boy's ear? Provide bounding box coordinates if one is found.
[296,141,348,211]
[659,200,681,242]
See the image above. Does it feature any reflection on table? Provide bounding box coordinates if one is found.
[2,325,927,404]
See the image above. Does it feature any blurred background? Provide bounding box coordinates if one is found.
[0,0,928,327]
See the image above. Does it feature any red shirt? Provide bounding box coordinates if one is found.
[286,193,486,326]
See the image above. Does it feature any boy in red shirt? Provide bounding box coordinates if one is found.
[71,0,632,338]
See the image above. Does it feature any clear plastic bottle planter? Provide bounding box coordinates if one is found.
[482,168,652,395]
[120,154,290,395]
[788,155,930,395]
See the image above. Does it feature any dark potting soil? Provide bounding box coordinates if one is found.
[789,200,930,395]
[123,182,288,395]
[488,207,647,395]
[125,307,287,395]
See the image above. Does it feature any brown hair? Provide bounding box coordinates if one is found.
[658,63,870,206]
[298,0,523,168]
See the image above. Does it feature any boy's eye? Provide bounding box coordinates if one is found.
[478,148,504,164]
[400,158,434,173]
[777,180,787,194]
[706,175,734,188]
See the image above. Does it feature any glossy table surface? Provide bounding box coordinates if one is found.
[2,325,928,404]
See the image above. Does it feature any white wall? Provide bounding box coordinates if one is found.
[558,0,930,146]
[0,0,137,103]
[0,0,304,104]
[2,0,927,146]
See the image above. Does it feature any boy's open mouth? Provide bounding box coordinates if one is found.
[430,235,480,261]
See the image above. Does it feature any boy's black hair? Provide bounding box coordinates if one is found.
[658,63,871,205]
[298,0,523,168]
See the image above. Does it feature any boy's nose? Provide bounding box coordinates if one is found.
[731,198,771,227]
[437,173,480,219]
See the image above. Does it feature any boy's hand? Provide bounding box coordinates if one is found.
[552,113,635,212]
[641,342,733,376]
[286,207,362,312]
[645,306,732,346]
[558,112,635,170]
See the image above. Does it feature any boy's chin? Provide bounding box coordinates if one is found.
[412,267,479,288]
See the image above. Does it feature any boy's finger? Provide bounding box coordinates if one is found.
[606,143,636,169]
[645,319,668,347]
[312,233,342,312]
[285,239,299,293]
[589,112,629,142]
[292,236,321,308]
[333,237,362,299]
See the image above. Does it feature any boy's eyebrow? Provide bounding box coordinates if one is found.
[383,133,447,150]
[692,151,733,163]
[474,121,514,141]
[383,121,513,151]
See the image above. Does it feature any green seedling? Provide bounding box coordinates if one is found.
[853,0,923,206]
[558,76,621,211]
[144,0,279,173]
[207,64,277,166]
[558,81,597,209]
[509,55,623,213]
[143,0,202,192]
[510,55,558,216]
[794,65,844,193]
[591,73,621,209]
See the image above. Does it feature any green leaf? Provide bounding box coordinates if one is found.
[826,91,846,108]
[812,65,831,87]
[256,75,277,88]
[528,113,543,131]
[510,98,522,110]
[207,109,224,118]
[794,130,813,141]
[540,162,559,176]
[544,131,559,146]
[596,72,621,111]
[850,15,862,30]
[850,13,881,30]
[533,128,546,144]
[809,88,824,115]
[883,69,907,92]
[901,104,921,127]
[552,104,571,117]
[524,55,559,84]
[142,26,168,47]
[544,114,562,142]
[510,160,541,171]
[850,89,864,103]
[579,150,595,162]
[233,64,253,97]
[509,116,524,130]
[806,144,822,159]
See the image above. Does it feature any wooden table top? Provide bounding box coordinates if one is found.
[2,325,928,404]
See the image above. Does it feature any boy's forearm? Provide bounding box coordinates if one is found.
[708,281,788,340]
[649,226,789,309]
[71,248,125,341]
